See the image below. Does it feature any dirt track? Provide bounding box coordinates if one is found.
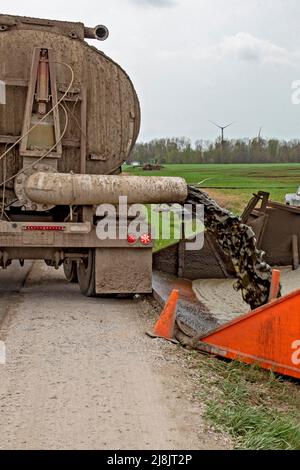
[0,262,228,450]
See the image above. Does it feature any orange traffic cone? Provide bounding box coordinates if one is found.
[147,289,179,342]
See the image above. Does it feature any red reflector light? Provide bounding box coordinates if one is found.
[24,225,65,232]
[140,234,152,245]
[127,234,137,244]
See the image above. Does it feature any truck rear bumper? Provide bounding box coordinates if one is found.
[0,221,153,294]
[0,220,152,249]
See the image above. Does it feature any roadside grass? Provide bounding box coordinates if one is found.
[193,354,300,450]
[145,205,204,252]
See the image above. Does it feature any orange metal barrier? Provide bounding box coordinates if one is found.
[197,289,300,379]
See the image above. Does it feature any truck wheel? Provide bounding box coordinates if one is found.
[77,250,96,297]
[63,259,78,283]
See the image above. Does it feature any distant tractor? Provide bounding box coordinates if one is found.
[143,163,164,171]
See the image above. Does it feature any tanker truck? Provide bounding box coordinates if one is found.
[0,14,187,296]
[0,13,273,309]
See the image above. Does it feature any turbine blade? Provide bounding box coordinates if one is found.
[223,121,235,129]
[209,120,222,129]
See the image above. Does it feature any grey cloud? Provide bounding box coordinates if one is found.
[211,33,296,66]
[129,0,176,7]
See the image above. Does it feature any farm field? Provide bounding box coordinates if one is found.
[124,163,300,214]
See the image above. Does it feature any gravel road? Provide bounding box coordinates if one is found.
[0,262,228,450]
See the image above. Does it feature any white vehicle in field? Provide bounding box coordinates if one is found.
[285,187,300,206]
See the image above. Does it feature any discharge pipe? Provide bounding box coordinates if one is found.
[84,25,109,41]
[25,173,188,205]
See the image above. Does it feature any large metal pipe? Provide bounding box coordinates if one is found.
[84,25,109,41]
[25,173,188,205]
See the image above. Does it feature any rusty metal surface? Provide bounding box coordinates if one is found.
[243,193,300,266]
[153,232,235,280]
[25,172,188,205]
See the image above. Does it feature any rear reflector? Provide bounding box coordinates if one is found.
[127,234,137,244]
[140,234,152,245]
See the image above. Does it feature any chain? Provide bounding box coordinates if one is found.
[187,186,274,310]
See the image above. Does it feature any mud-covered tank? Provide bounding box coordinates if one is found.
[0,14,187,296]
[0,13,141,208]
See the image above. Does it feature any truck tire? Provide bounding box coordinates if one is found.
[63,259,78,283]
[77,250,96,297]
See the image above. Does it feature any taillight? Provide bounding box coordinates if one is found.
[127,234,137,244]
[140,234,152,245]
[24,225,65,231]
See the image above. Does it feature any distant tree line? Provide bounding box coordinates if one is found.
[129,137,300,164]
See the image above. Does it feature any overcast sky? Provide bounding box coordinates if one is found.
[3,0,300,142]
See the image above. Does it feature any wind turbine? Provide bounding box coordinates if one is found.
[257,126,263,142]
[209,121,235,145]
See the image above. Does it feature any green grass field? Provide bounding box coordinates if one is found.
[195,355,300,450]
[124,163,300,213]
